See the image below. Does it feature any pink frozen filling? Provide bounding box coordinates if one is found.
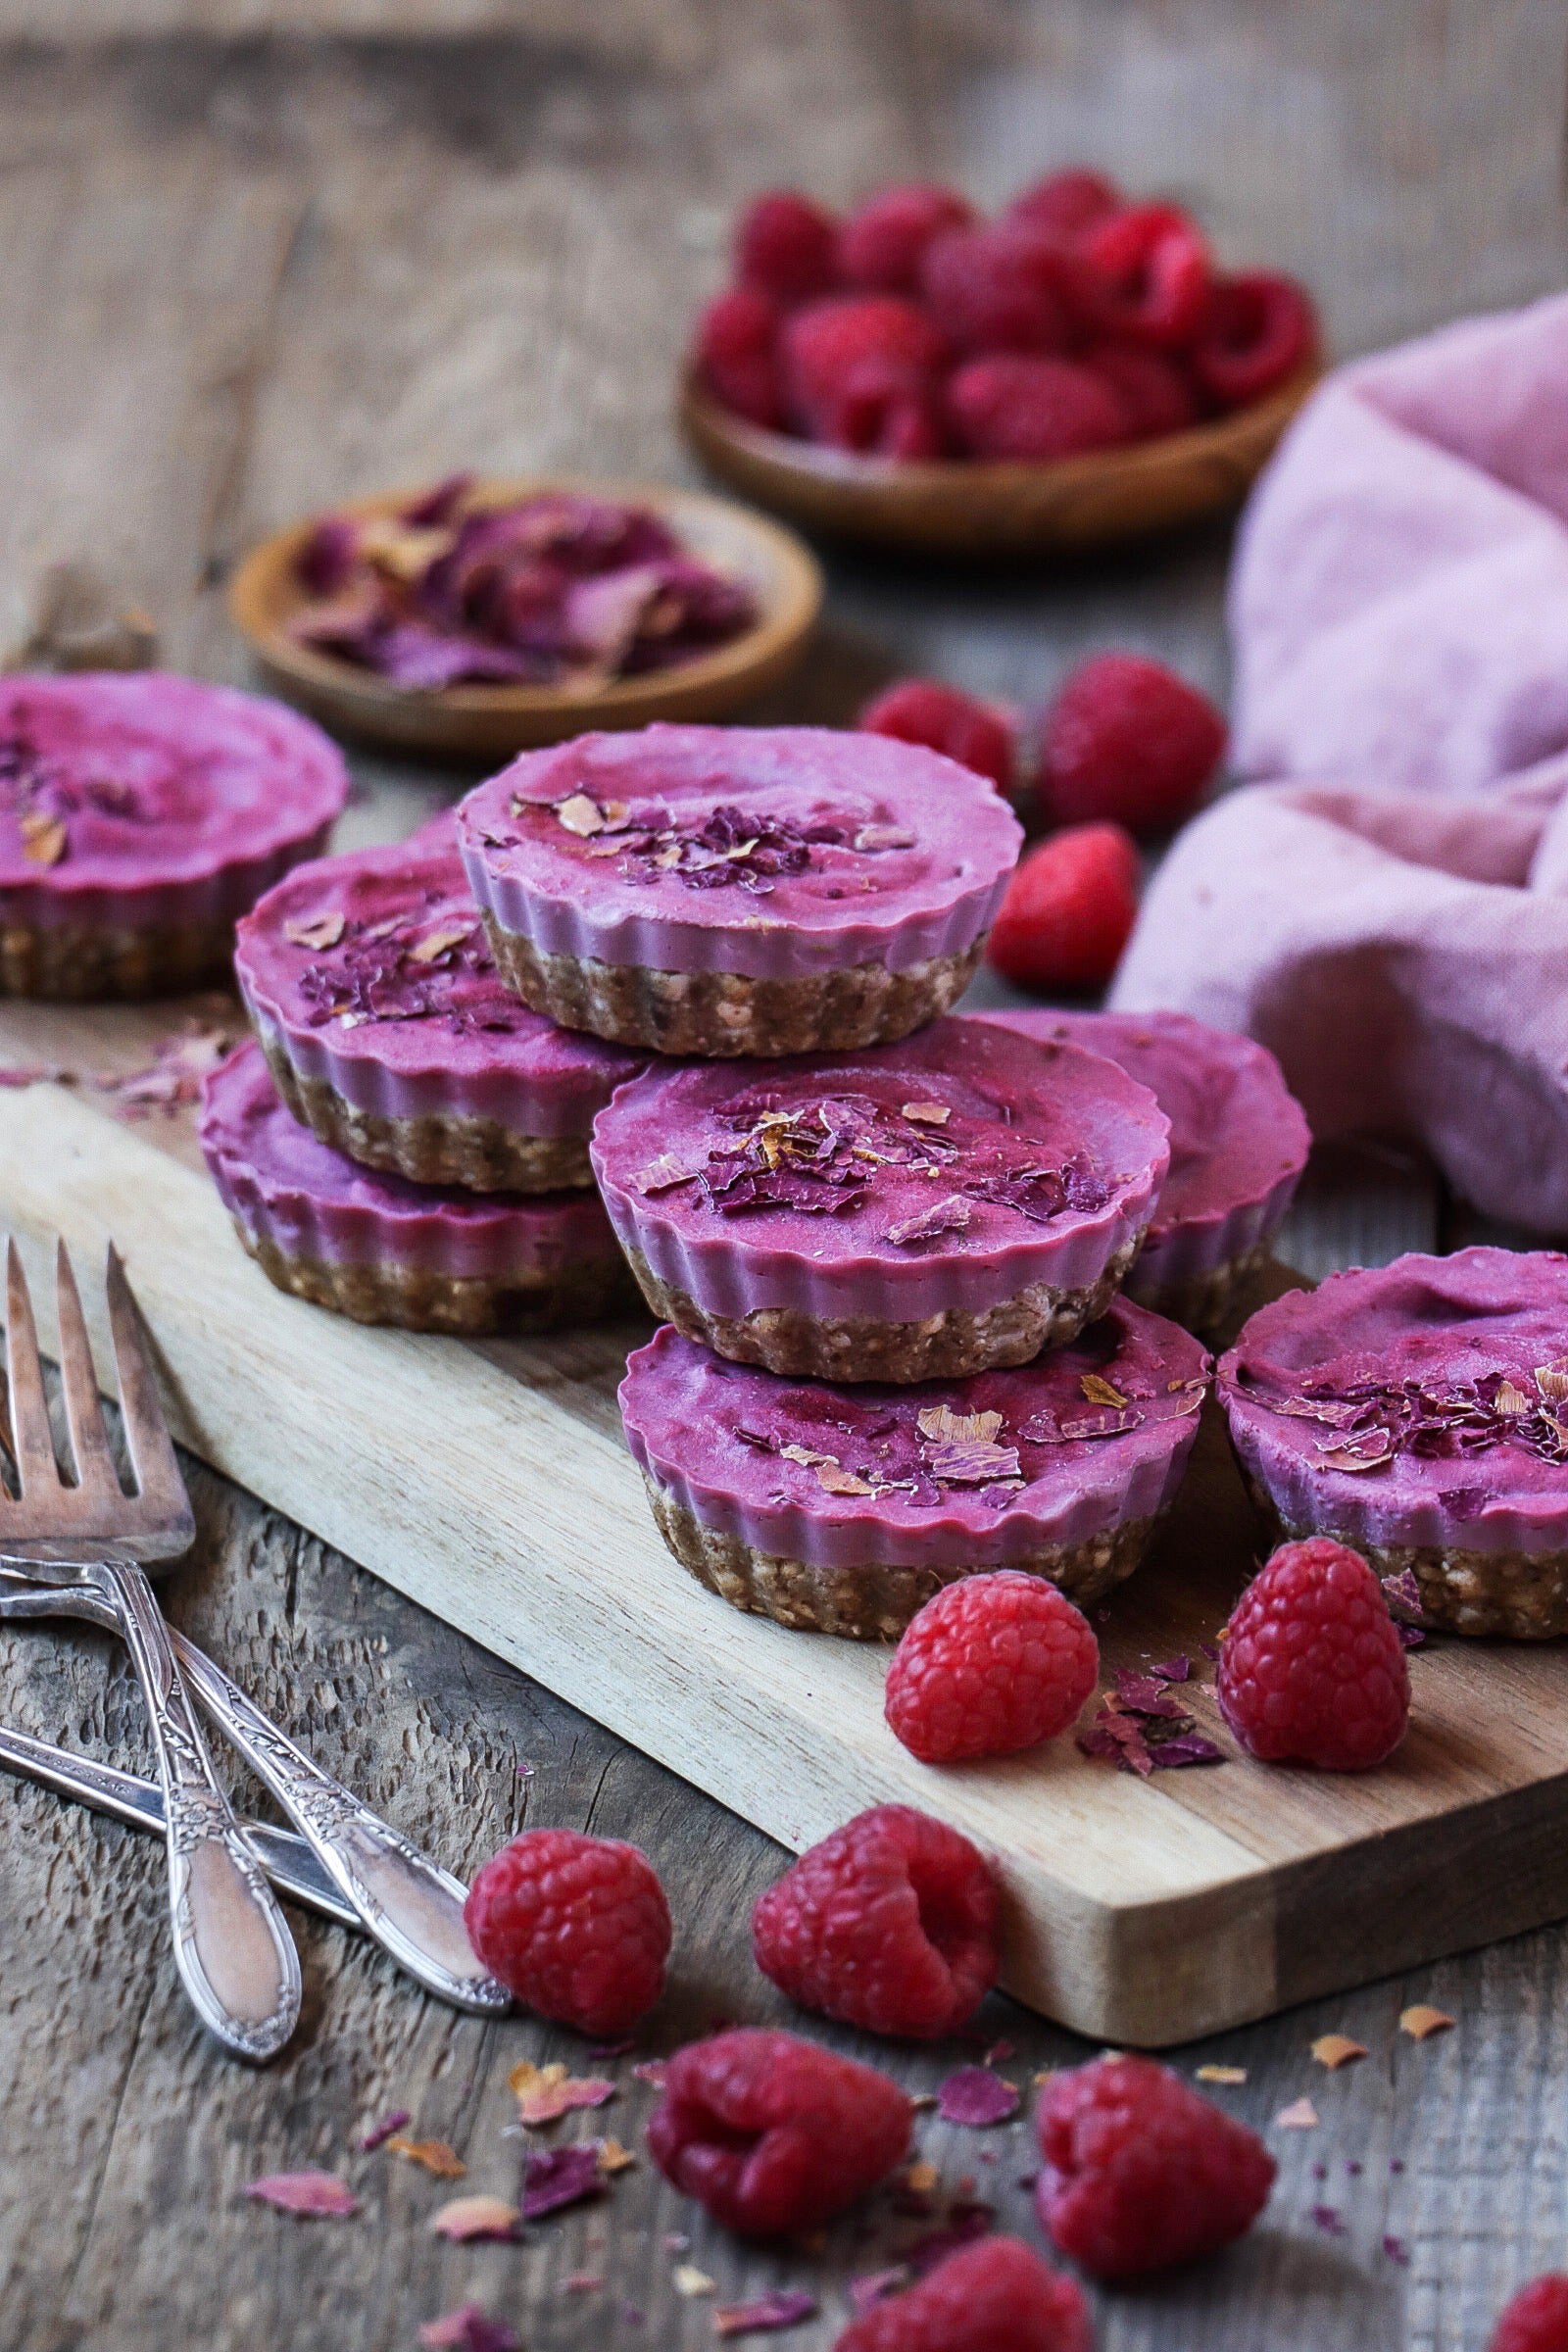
[457,723,1022,980]
[1220,1247,1568,1553]
[0,671,348,922]
[591,1014,1170,1319]
[976,1007,1310,1286]
[620,1303,1209,1571]
[199,1040,618,1281]
[235,812,645,1130]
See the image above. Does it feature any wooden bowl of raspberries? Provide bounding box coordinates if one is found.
[681,171,1320,556]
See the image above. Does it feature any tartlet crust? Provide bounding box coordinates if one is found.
[0,916,238,1002]
[233,1225,633,1335]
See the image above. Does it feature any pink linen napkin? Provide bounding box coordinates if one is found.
[1113,294,1568,1230]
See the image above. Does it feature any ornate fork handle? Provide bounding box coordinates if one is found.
[90,1560,302,2061]
[171,1641,508,2014]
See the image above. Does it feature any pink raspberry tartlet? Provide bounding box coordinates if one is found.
[591,1014,1169,1382]
[1219,1247,1568,1637]
[0,671,348,999]
[977,1008,1310,1334]
[200,1041,630,1334]
[617,1302,1209,1637]
[456,724,1021,1057]
[235,814,644,1192]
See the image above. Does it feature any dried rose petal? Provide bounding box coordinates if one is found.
[19,808,66,865]
[246,2170,360,2219]
[885,1193,972,1248]
[509,2060,615,2128]
[1398,2004,1455,2040]
[1150,1654,1192,1682]
[813,1462,878,1497]
[1196,2065,1247,2084]
[1311,2034,1368,2070]
[925,1437,1023,1486]
[359,2107,412,2152]
[418,2307,521,2352]
[916,1405,1003,1445]
[521,2142,607,2220]
[1080,1374,1129,1408]
[557,793,607,836]
[854,822,916,851]
[713,2291,819,2337]
[429,2195,520,2242]
[284,911,346,951]
[1147,1732,1225,1769]
[936,2068,1020,2128]
[1274,2097,1319,2129]
[848,2268,909,2315]
[387,2134,466,2179]
[1113,1670,1190,1719]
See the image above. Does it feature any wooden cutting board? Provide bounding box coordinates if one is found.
[3,992,1567,2048]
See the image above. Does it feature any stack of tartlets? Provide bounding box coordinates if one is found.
[205,812,643,1335]
[442,715,1230,1636]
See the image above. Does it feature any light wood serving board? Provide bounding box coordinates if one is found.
[3,994,1568,2048]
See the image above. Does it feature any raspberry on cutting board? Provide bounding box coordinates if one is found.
[463,1827,670,2035]
[1217,1537,1412,1771]
[884,1570,1100,1763]
[1037,2052,1275,2277]
[985,821,1141,993]
[645,2027,911,2236]
[752,1803,1000,2039]
[1037,652,1226,834]
[834,2234,1093,2352]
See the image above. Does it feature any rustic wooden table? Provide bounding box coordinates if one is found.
[1,7,1565,2348]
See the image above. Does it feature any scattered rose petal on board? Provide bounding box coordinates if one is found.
[1399,2005,1456,2040]
[429,2196,520,2242]
[387,2134,466,2179]
[1311,2034,1368,2070]
[246,2170,360,2219]
[359,2108,412,2152]
[1383,2235,1411,2267]
[1196,2065,1247,2084]
[713,2291,819,2336]
[633,2061,668,2088]
[848,2268,909,2315]
[418,2306,522,2352]
[1149,1653,1192,1682]
[1274,2098,1319,2129]
[673,2265,716,2297]
[521,2142,607,2221]
[936,2068,1020,2128]
[1312,2206,1348,2237]
[509,2059,616,2127]
[597,2137,637,2175]
[904,2161,939,2197]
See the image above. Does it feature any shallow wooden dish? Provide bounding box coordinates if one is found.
[681,364,1320,557]
[228,474,824,760]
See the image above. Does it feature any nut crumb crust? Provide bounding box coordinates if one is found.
[232,1224,632,1335]
[0,916,237,1001]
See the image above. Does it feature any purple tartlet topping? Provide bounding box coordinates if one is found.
[199,1041,617,1279]
[975,1008,1310,1296]
[457,724,1022,981]
[235,812,645,1130]
[1220,1248,1568,1553]
[620,1303,1210,1572]
[591,1015,1169,1320]
[0,671,348,928]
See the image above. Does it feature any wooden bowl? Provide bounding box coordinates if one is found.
[680,365,1320,558]
[228,475,825,761]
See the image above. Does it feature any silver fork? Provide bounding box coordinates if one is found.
[0,1239,301,2061]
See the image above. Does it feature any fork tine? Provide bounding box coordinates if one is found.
[4,1241,61,1494]
[103,1245,189,1522]
[53,1241,120,1499]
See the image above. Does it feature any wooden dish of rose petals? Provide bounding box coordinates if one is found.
[228,474,823,760]
[681,362,1319,558]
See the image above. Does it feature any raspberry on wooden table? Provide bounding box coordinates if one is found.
[1490,2276,1568,2352]
[884,1571,1100,1764]
[1037,2053,1275,2278]
[752,1803,1000,2039]
[1004,168,1123,241]
[834,2234,1093,2352]
[736,189,840,305]
[1037,652,1226,834]
[985,822,1141,993]
[646,2028,911,2236]
[838,183,974,295]
[1217,1538,1411,1771]
[696,286,784,428]
[858,678,1017,794]
[463,1828,670,2035]
[945,356,1128,462]
[1192,270,1319,406]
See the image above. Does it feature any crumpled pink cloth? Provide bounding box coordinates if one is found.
[1112,294,1568,1230]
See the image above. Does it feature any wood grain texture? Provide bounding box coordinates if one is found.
[0,4,1562,2348]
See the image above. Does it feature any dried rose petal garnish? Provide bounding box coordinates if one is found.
[429,2195,520,2242]
[387,2133,466,2179]
[520,2142,608,2220]
[1242,1358,1568,1473]
[1,721,160,868]
[245,2169,360,2219]
[1274,2097,1319,2129]
[508,2059,615,2128]
[1399,2005,1455,2040]
[1310,2034,1367,2070]
[418,2307,522,2352]
[936,2067,1020,2127]
[359,2106,412,2152]
[713,2291,819,2337]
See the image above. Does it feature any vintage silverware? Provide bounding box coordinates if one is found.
[0,1566,508,2014]
[0,1238,301,2060]
[0,1716,359,1926]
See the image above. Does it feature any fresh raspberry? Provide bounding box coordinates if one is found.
[1217,1538,1411,1771]
[1082,340,1199,439]
[920,222,1081,356]
[838,183,974,294]
[1192,271,1318,407]
[858,678,1016,793]
[463,1828,670,2035]
[646,2028,910,2236]
[752,1803,999,2039]
[1082,203,1211,345]
[696,286,783,429]
[946,356,1128,462]
[735,190,839,305]
[1005,168,1123,242]
[885,1572,1100,1764]
[820,360,947,459]
[834,2235,1092,2352]
[985,822,1140,993]
[1490,2277,1568,2352]
[782,296,947,440]
[1037,2053,1275,2278]
[1037,652,1226,833]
